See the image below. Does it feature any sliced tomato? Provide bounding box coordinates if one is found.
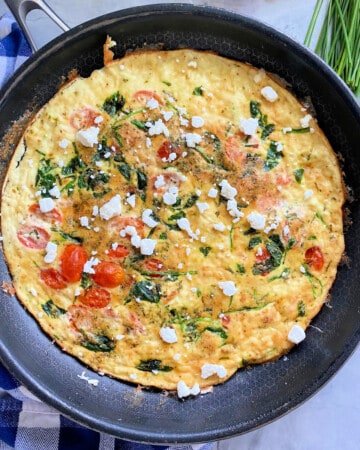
[60,244,88,283]
[17,225,50,249]
[142,258,164,277]
[67,305,93,331]
[275,171,292,186]
[78,286,111,308]
[91,261,126,288]
[305,246,324,271]
[132,90,163,105]
[224,135,248,166]
[69,107,100,130]
[111,216,146,238]
[128,311,146,334]
[108,244,130,259]
[29,203,62,223]
[255,247,271,262]
[157,141,181,161]
[40,268,67,289]
[221,315,231,328]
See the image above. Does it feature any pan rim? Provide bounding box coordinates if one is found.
[0,3,359,444]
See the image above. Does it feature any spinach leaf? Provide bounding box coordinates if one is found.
[248,236,262,249]
[137,170,147,190]
[41,299,66,318]
[199,246,211,257]
[203,326,228,340]
[36,157,57,191]
[136,359,173,372]
[193,86,203,96]
[81,333,115,352]
[102,91,125,116]
[51,228,84,244]
[117,163,132,181]
[264,141,283,171]
[293,168,304,183]
[249,100,275,140]
[129,280,161,303]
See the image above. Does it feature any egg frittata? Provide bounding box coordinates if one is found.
[1,47,345,397]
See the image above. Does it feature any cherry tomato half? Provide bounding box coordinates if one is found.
[255,247,271,262]
[305,246,324,271]
[108,244,130,259]
[78,286,111,308]
[69,107,100,130]
[40,268,67,290]
[17,225,50,249]
[60,244,88,283]
[142,258,164,277]
[132,90,163,105]
[91,261,126,288]
[157,141,180,161]
[29,203,62,223]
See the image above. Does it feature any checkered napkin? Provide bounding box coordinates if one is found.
[0,13,215,450]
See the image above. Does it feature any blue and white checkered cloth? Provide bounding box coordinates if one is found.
[0,12,215,450]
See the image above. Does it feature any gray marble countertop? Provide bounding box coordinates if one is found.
[0,1,359,449]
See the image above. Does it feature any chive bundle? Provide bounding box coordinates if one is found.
[304,0,360,96]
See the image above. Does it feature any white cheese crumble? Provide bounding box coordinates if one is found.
[300,114,312,128]
[58,139,69,149]
[191,116,205,128]
[261,86,278,102]
[44,242,57,263]
[282,127,293,134]
[187,60,198,68]
[177,218,198,240]
[146,98,159,110]
[154,174,165,189]
[196,202,209,213]
[77,371,99,387]
[146,119,169,137]
[218,281,237,296]
[163,186,179,206]
[76,126,100,147]
[159,326,178,343]
[207,187,218,198]
[239,117,259,136]
[126,194,136,208]
[288,324,306,344]
[213,222,226,232]
[177,381,200,399]
[140,239,157,256]
[80,216,89,228]
[219,180,237,200]
[227,199,244,219]
[247,211,266,230]
[201,363,227,379]
[142,209,159,228]
[83,257,100,274]
[39,197,54,213]
[161,110,174,121]
[48,185,61,199]
[304,189,313,199]
[184,132,202,148]
[99,194,122,220]
[94,115,103,124]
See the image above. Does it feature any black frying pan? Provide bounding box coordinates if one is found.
[0,3,359,444]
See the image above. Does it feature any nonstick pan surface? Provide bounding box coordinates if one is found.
[0,3,359,444]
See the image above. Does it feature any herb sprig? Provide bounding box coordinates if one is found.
[304,0,360,96]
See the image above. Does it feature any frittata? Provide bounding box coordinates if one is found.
[1,46,345,397]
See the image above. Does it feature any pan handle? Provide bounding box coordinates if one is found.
[4,0,69,52]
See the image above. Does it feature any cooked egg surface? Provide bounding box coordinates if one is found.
[1,49,345,393]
